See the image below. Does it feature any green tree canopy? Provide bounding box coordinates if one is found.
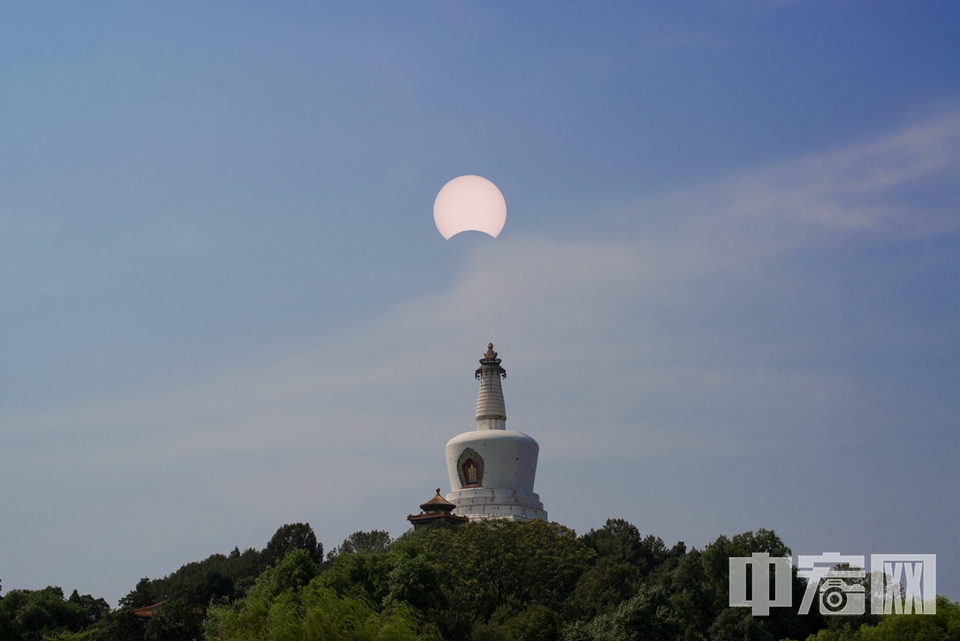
[318,551,394,606]
[204,580,436,641]
[263,523,323,567]
[0,586,92,641]
[249,549,319,600]
[411,519,595,622]
[326,530,393,561]
[806,596,960,641]
[13,519,947,641]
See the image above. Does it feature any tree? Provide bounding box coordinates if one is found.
[613,585,683,641]
[568,558,641,621]
[204,581,436,641]
[708,607,774,641]
[413,519,595,621]
[67,590,109,626]
[191,572,234,606]
[92,608,145,641]
[263,523,323,566]
[318,551,394,606]
[0,601,15,641]
[658,548,713,638]
[582,520,643,565]
[500,604,563,641]
[562,585,681,641]
[143,599,203,641]
[806,596,960,641]
[118,578,154,609]
[249,549,318,599]
[326,530,393,560]
[384,554,444,612]
[699,529,791,614]
[121,547,265,608]
[662,529,819,641]
[0,586,90,641]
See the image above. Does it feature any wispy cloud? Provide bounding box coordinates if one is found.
[4,108,955,473]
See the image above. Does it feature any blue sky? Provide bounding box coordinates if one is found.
[1,1,957,604]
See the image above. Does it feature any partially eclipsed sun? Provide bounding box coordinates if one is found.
[433,175,506,239]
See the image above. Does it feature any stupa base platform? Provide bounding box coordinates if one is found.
[447,487,547,522]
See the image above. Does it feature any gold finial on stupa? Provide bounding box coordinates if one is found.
[484,343,497,359]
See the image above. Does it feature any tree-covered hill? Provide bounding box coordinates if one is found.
[1,520,956,641]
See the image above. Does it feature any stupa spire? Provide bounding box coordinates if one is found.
[475,343,507,430]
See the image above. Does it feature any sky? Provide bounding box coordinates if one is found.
[1,1,958,605]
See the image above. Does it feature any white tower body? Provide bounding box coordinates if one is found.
[445,344,547,521]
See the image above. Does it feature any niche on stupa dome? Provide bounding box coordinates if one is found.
[457,448,485,487]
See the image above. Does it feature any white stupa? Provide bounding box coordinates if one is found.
[445,344,547,521]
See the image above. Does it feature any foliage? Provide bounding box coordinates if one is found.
[118,552,259,609]
[262,523,323,567]
[142,599,203,641]
[326,530,394,561]
[690,529,820,641]
[581,519,679,577]
[116,580,153,610]
[204,580,437,641]
[85,609,144,641]
[568,519,686,624]
[698,528,792,614]
[318,551,395,606]
[562,527,823,641]
[384,554,445,613]
[6,519,955,641]
[568,559,640,621]
[563,584,681,641]
[0,586,100,641]
[411,519,594,623]
[117,523,321,610]
[66,593,109,628]
[806,596,960,641]
[500,604,563,641]
[707,607,774,641]
[247,549,318,600]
